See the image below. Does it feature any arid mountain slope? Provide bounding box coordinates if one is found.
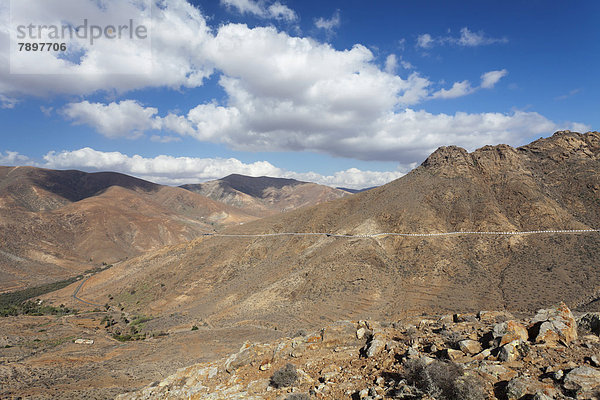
[0,167,256,292]
[50,131,600,334]
[180,174,349,216]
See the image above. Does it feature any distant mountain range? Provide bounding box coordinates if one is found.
[0,168,352,292]
[46,131,600,337]
[180,174,349,217]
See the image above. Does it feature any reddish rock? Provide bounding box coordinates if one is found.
[530,302,577,346]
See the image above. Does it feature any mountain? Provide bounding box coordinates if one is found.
[0,167,257,292]
[180,174,349,217]
[47,131,600,332]
[336,186,378,193]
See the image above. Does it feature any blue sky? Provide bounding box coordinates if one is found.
[0,0,598,188]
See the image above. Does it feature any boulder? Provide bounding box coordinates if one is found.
[563,366,600,397]
[578,313,600,335]
[498,340,529,362]
[458,339,482,355]
[530,302,577,346]
[505,376,557,400]
[492,320,529,346]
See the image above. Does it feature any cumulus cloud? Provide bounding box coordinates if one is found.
[220,0,297,21]
[417,27,507,48]
[0,151,31,166]
[315,9,341,32]
[0,0,214,97]
[384,54,398,74]
[481,69,508,89]
[62,100,161,139]
[1,2,587,170]
[432,80,475,99]
[38,147,400,189]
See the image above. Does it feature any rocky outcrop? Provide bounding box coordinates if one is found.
[116,303,600,400]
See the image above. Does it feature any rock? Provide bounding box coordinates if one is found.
[578,313,600,335]
[356,327,369,340]
[365,335,384,358]
[506,376,556,400]
[498,340,529,362]
[532,392,553,400]
[492,320,529,346]
[458,339,482,355]
[445,349,464,361]
[563,366,600,397]
[530,302,578,346]
[453,313,477,323]
[553,370,564,381]
[259,361,271,371]
[473,348,492,361]
[476,363,518,382]
[590,355,600,367]
[406,347,419,358]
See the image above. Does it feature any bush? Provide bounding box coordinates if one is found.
[270,363,298,388]
[403,358,485,400]
[285,393,310,400]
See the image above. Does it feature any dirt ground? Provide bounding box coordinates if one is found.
[0,312,284,399]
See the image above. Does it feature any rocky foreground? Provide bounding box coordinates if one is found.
[116,303,600,400]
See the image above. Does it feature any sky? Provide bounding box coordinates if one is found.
[0,0,598,189]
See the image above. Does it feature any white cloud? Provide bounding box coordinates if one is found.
[555,88,581,101]
[267,2,297,21]
[384,54,397,74]
[220,0,264,16]
[456,27,508,47]
[62,100,160,139]
[315,10,341,32]
[417,27,507,49]
[481,69,508,89]
[0,0,214,97]
[40,106,54,117]
[0,151,31,166]
[432,80,475,99]
[39,147,399,189]
[0,94,17,109]
[416,33,434,49]
[220,0,297,21]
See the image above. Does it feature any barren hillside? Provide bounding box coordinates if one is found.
[0,167,257,292]
[181,174,349,217]
[48,131,600,335]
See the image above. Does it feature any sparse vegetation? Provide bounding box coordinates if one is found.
[0,300,77,317]
[403,358,485,400]
[270,363,298,388]
[285,394,309,400]
[191,325,199,331]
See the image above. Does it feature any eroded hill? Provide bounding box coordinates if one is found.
[0,167,257,292]
[180,174,349,217]
[46,131,600,335]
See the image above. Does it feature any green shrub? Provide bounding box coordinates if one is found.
[270,363,298,388]
[191,325,199,331]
